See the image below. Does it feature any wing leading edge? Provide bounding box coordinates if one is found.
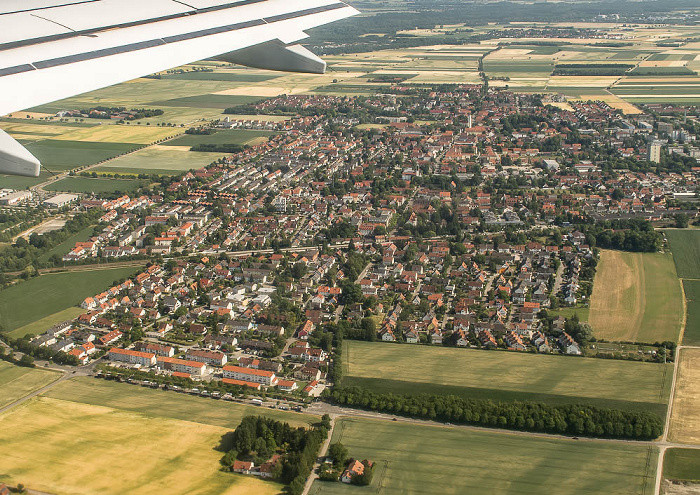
[0,0,359,177]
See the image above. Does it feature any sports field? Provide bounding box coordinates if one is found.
[666,229,700,279]
[343,341,672,414]
[0,361,59,409]
[0,396,285,495]
[309,417,657,495]
[0,266,141,332]
[588,250,683,343]
[669,348,700,445]
[682,280,700,346]
[664,448,700,482]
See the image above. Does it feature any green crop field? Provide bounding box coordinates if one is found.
[664,449,700,482]
[44,177,148,194]
[164,129,275,147]
[8,307,86,339]
[151,94,263,109]
[309,417,657,495]
[682,280,700,346]
[0,172,51,189]
[0,361,59,409]
[343,341,672,415]
[0,266,141,332]
[666,229,700,279]
[0,392,289,495]
[24,140,141,171]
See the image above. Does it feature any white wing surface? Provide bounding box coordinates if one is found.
[0,0,359,176]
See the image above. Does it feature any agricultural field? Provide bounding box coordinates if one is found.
[51,124,180,144]
[666,229,700,279]
[664,448,700,482]
[164,129,276,148]
[0,395,286,495]
[0,266,141,333]
[44,177,149,194]
[0,361,59,409]
[682,280,700,346]
[669,349,700,445]
[151,94,263,109]
[8,307,86,339]
[0,172,50,190]
[588,250,683,343]
[342,340,672,415]
[93,145,223,175]
[309,417,657,495]
[44,377,316,429]
[24,140,141,171]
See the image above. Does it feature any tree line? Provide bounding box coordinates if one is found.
[328,387,663,440]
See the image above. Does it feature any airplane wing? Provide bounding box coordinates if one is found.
[0,0,359,177]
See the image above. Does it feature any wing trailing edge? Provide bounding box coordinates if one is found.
[0,0,360,177]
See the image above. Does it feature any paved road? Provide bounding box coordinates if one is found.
[0,371,69,415]
[653,344,700,495]
[302,415,336,495]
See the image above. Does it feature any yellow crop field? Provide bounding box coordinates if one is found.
[0,397,285,495]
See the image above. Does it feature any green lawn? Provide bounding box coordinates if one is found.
[666,229,700,279]
[309,417,657,495]
[44,177,148,194]
[37,225,95,263]
[164,129,275,147]
[0,361,59,409]
[682,280,700,346]
[664,448,700,482]
[44,376,316,429]
[343,341,672,415]
[0,267,141,332]
[550,306,590,321]
[24,140,141,171]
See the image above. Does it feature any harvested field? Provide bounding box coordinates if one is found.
[0,397,285,495]
[588,250,683,343]
[669,348,700,445]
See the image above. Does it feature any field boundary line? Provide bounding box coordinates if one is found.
[374,460,390,494]
[678,278,688,344]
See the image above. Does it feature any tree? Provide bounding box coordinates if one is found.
[328,442,349,469]
[673,213,689,229]
[291,262,307,280]
[321,414,332,429]
[18,354,34,367]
